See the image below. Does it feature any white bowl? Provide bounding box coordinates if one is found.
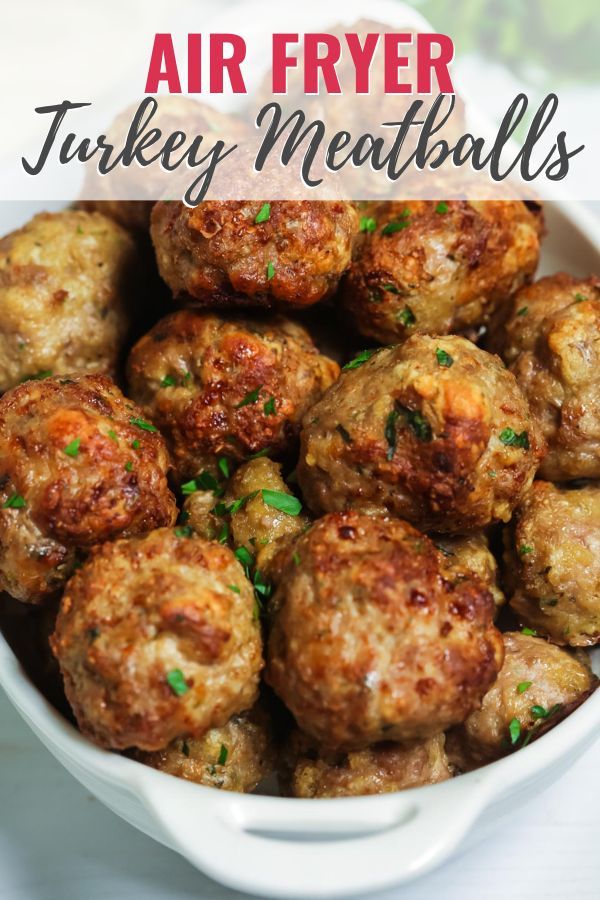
[0,199,599,900]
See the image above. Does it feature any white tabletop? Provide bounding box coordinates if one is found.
[0,686,598,900]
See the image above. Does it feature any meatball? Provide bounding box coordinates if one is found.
[51,528,263,750]
[224,457,310,577]
[454,632,594,764]
[151,199,359,308]
[127,310,339,481]
[0,374,176,604]
[507,481,600,646]
[266,512,503,749]
[136,704,275,792]
[280,731,452,798]
[491,274,600,480]
[0,210,137,391]
[183,490,226,542]
[433,532,505,611]
[342,200,543,345]
[298,335,544,533]
[78,200,153,232]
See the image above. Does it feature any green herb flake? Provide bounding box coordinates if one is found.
[519,545,534,556]
[261,489,302,516]
[235,386,262,409]
[499,428,530,449]
[217,457,230,480]
[517,306,529,317]
[508,717,521,745]
[435,201,449,214]
[517,681,532,694]
[435,348,454,367]
[20,369,53,383]
[400,406,433,442]
[292,551,301,566]
[235,546,255,570]
[130,417,157,433]
[160,375,177,388]
[166,668,189,696]
[382,283,401,294]
[131,439,140,450]
[336,423,352,444]
[385,409,400,460]
[197,471,222,494]
[359,216,377,233]
[124,461,134,472]
[255,203,271,224]
[343,349,377,370]
[247,447,272,460]
[397,306,416,327]
[3,493,26,509]
[263,396,277,416]
[174,525,193,538]
[228,584,241,594]
[107,429,119,444]
[76,225,84,235]
[574,292,587,303]
[63,437,81,458]
[217,744,229,765]
[266,261,275,281]
[531,705,549,720]
[181,479,199,495]
[218,522,230,544]
[381,210,411,235]
[522,627,537,636]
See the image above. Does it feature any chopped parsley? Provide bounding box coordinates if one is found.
[3,493,26,509]
[174,525,193,538]
[217,744,229,765]
[397,306,416,327]
[255,203,271,224]
[522,627,537,636]
[235,546,254,572]
[382,283,401,294]
[359,216,377,232]
[531,705,550,720]
[261,489,302,516]
[381,210,411,234]
[131,439,140,450]
[292,551,301,566]
[336,423,353,444]
[574,292,587,302]
[130,417,157,433]
[387,405,433,444]
[217,457,230,479]
[228,584,241,594]
[517,681,532,694]
[63,437,81,458]
[435,201,449,214]
[517,306,529,317]
[160,375,177,387]
[435,348,454,367]
[107,429,119,443]
[343,349,377,370]
[266,261,275,281]
[166,669,189,696]
[247,447,272,460]
[235,386,262,409]
[263,396,277,416]
[499,428,529,449]
[519,545,534,556]
[124,461,134,472]
[508,718,521,745]
[20,369,53,383]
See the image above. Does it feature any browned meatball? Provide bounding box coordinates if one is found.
[151,199,359,308]
[433,532,505,611]
[51,529,263,750]
[78,201,153,232]
[491,274,600,480]
[0,374,176,604]
[135,704,275,792]
[280,730,451,798]
[298,335,544,533]
[0,210,137,391]
[507,481,600,646]
[453,632,594,764]
[266,512,504,749]
[342,200,542,345]
[127,310,339,481]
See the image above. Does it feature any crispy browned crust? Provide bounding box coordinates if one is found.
[127,310,339,480]
[51,529,263,751]
[298,335,545,533]
[342,200,543,344]
[151,200,359,308]
[0,374,177,603]
[490,273,600,480]
[266,511,503,749]
[508,481,600,646]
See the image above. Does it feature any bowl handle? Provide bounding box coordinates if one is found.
[139,771,494,899]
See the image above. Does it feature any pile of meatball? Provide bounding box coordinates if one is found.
[0,120,598,799]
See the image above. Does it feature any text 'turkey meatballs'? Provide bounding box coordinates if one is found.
[266,512,504,749]
[51,529,263,751]
[0,373,177,604]
[298,334,545,533]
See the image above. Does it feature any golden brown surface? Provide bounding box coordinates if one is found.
[491,273,600,480]
[127,310,339,480]
[280,730,452,798]
[136,704,275,792]
[454,632,594,764]
[51,529,263,751]
[432,531,505,611]
[225,457,310,577]
[0,374,176,604]
[183,490,225,542]
[0,210,136,391]
[266,512,503,749]
[343,200,542,345]
[298,335,544,533]
[151,200,359,308]
[508,481,600,646]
